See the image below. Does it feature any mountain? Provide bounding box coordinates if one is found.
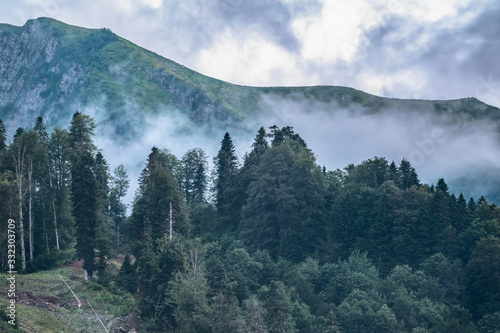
[1,17,500,202]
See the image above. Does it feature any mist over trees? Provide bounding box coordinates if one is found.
[1,114,500,332]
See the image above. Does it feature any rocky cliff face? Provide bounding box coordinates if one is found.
[0,18,263,139]
[0,19,65,128]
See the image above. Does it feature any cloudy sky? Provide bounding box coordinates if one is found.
[1,0,500,108]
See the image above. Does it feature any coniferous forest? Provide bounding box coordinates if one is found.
[2,112,500,332]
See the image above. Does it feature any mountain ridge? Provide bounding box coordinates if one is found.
[2,17,500,204]
[1,17,499,139]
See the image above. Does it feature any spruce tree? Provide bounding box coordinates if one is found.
[94,151,113,280]
[180,148,208,205]
[29,120,53,266]
[0,118,6,152]
[119,254,136,294]
[130,147,189,256]
[69,112,97,278]
[466,236,500,319]
[34,116,49,142]
[11,131,29,271]
[399,159,419,189]
[215,132,238,217]
[245,126,269,167]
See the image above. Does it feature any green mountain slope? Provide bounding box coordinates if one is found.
[1,17,499,138]
[1,17,500,203]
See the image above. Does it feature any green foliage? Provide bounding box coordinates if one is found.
[336,289,399,333]
[2,119,500,332]
[266,280,296,333]
[168,244,211,333]
[69,111,98,277]
[243,296,268,333]
[129,146,190,258]
[180,148,208,206]
[466,236,500,319]
[119,254,137,294]
[240,129,327,261]
[215,132,239,225]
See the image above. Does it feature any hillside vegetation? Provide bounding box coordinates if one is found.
[2,114,500,332]
[1,18,499,137]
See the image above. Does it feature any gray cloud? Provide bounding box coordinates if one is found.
[2,0,500,203]
[258,94,500,200]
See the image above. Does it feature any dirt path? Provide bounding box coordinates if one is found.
[0,288,60,311]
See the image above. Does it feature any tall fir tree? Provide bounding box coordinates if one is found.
[240,130,326,261]
[30,117,53,265]
[130,147,189,256]
[214,132,238,221]
[69,111,97,278]
[0,118,6,152]
[180,148,208,205]
[399,159,419,189]
[94,151,113,279]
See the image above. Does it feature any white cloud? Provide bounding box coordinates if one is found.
[196,31,307,86]
[291,0,378,63]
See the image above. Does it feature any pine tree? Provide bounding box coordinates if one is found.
[69,112,97,278]
[245,126,269,167]
[399,159,419,189]
[13,127,24,140]
[180,148,208,205]
[466,236,500,319]
[214,132,238,219]
[30,121,53,265]
[119,254,136,294]
[33,116,49,142]
[130,147,189,256]
[210,260,241,332]
[240,136,326,261]
[0,118,6,152]
[323,310,341,333]
[94,151,113,280]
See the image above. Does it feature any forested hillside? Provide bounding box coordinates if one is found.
[1,113,500,332]
[2,18,500,207]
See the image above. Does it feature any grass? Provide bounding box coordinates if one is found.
[0,265,139,332]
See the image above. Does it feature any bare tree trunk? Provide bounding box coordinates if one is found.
[169,201,173,241]
[43,217,50,255]
[49,174,60,250]
[53,200,60,250]
[13,145,27,272]
[28,159,34,263]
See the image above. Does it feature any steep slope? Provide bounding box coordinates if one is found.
[1,18,499,139]
[0,17,264,138]
[1,17,500,203]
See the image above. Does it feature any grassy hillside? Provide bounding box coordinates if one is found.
[1,18,499,139]
[0,261,139,332]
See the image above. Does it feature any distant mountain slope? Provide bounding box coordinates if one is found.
[1,18,499,137]
[1,17,500,203]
